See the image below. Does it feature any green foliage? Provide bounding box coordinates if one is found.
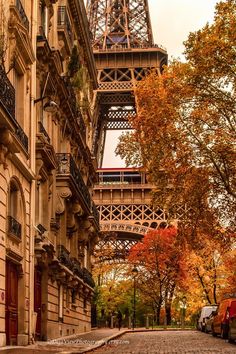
[68,45,80,76]
[71,67,84,90]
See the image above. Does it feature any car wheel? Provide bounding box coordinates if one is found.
[212,325,217,337]
[220,327,228,339]
[228,329,234,343]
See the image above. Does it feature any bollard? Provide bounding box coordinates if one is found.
[128,315,131,329]
[146,315,149,329]
[110,315,114,329]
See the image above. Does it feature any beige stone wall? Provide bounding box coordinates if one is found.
[0,161,33,346]
[46,280,91,340]
[0,0,99,346]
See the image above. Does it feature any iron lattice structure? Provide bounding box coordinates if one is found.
[87,2,169,260]
[87,0,168,165]
[86,0,154,49]
[92,169,192,261]
[93,169,190,261]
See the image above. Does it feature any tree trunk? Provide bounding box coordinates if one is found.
[165,303,171,325]
[156,303,161,325]
[164,283,175,325]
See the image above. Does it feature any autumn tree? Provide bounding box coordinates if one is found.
[116,0,236,228]
[128,227,186,325]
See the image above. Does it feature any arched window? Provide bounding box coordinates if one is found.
[8,180,23,241]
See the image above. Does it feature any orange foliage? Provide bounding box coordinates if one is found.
[128,227,187,324]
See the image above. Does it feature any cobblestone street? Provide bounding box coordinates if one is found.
[1,329,236,354]
[93,330,236,354]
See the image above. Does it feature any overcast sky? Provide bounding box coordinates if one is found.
[102,0,219,168]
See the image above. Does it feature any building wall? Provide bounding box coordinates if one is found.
[0,0,99,346]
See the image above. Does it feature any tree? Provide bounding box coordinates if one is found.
[116,0,236,228]
[128,227,186,325]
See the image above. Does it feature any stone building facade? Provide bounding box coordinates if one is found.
[0,0,99,346]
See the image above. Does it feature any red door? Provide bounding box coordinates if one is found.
[34,267,42,339]
[5,260,18,345]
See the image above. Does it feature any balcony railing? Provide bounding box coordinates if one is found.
[57,245,73,269]
[15,0,29,31]
[8,216,22,240]
[77,112,86,140]
[0,65,15,121]
[61,76,78,118]
[91,201,100,226]
[57,6,73,47]
[57,246,95,288]
[56,153,91,210]
[83,268,95,288]
[38,121,50,143]
[15,124,28,152]
[71,257,84,279]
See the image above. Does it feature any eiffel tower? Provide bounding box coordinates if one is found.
[86,1,169,265]
[87,0,168,166]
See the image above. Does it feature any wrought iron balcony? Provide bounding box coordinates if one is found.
[57,245,73,270]
[83,268,95,288]
[56,153,91,211]
[38,121,50,143]
[8,216,22,240]
[77,112,86,141]
[56,247,95,288]
[0,65,15,121]
[15,124,28,152]
[61,76,78,118]
[57,6,73,50]
[12,0,29,31]
[91,201,100,227]
[71,258,84,279]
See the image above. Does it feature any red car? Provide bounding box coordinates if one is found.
[212,297,236,338]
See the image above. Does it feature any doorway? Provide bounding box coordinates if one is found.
[5,260,18,345]
[34,267,42,340]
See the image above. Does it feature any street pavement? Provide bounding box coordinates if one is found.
[1,329,236,354]
[93,330,236,354]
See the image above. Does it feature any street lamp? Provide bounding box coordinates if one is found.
[132,267,138,330]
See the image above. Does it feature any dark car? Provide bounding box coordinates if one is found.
[228,314,236,342]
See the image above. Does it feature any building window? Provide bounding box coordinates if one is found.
[8,180,23,241]
[71,290,76,305]
[66,288,70,308]
[13,69,25,128]
[83,297,87,310]
[59,285,63,320]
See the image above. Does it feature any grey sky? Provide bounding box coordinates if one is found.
[102,0,219,168]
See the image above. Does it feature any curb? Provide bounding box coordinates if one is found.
[60,330,127,354]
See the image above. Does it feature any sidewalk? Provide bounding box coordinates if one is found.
[0,328,126,354]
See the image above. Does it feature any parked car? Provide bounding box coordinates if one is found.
[212,297,236,338]
[205,311,218,333]
[198,305,218,332]
[228,315,236,342]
